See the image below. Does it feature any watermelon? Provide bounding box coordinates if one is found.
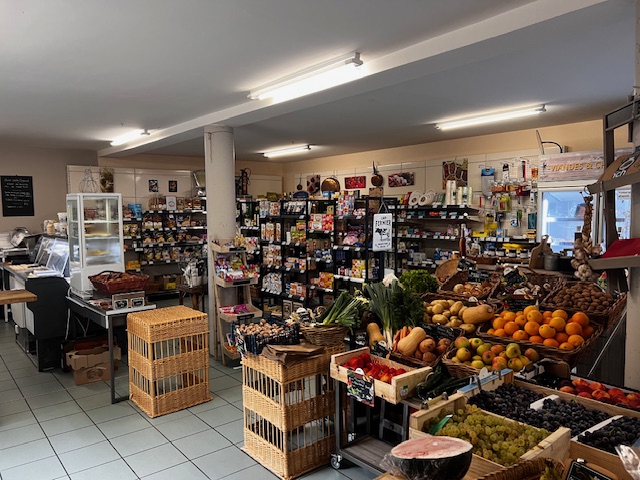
[387,435,472,480]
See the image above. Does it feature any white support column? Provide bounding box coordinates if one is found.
[204,125,237,357]
[625,1,640,389]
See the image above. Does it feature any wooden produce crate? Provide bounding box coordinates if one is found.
[570,423,633,480]
[330,347,431,404]
[242,346,340,480]
[127,306,210,418]
[408,395,571,479]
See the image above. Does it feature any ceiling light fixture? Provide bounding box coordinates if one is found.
[110,129,151,146]
[262,145,312,158]
[435,105,546,131]
[249,53,364,103]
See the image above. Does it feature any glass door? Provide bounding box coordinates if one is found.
[539,189,597,253]
[67,195,80,265]
[82,195,122,266]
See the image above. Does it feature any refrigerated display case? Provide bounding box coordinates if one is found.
[66,193,124,296]
[538,189,597,252]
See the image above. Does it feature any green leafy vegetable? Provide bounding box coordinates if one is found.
[390,284,426,331]
[364,282,395,344]
[399,270,439,295]
[319,291,367,330]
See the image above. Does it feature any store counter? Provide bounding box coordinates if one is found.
[66,294,156,404]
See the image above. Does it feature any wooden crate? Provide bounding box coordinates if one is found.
[409,395,571,479]
[127,306,211,417]
[330,347,431,404]
[570,436,631,480]
[241,349,337,479]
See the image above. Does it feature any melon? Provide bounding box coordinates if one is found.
[387,435,472,480]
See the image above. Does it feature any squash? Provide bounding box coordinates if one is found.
[461,304,495,325]
[397,326,428,357]
[367,323,385,348]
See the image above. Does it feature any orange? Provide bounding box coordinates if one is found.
[523,305,538,317]
[552,309,569,321]
[502,311,517,322]
[542,310,554,319]
[555,332,569,344]
[512,330,529,341]
[494,328,507,337]
[524,321,540,336]
[493,316,508,330]
[583,325,595,338]
[542,316,552,325]
[543,338,560,348]
[565,322,583,337]
[526,310,543,324]
[571,312,590,328]
[549,317,566,332]
[487,328,496,335]
[539,324,557,339]
[529,335,544,344]
[568,334,585,347]
[516,311,524,317]
[504,321,520,336]
[514,315,527,328]
[559,342,575,351]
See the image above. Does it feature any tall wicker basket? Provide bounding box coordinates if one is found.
[127,306,211,418]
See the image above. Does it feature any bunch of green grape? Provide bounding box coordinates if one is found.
[426,405,550,466]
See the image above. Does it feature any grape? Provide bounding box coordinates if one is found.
[578,417,640,454]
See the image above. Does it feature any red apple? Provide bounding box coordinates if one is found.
[589,382,605,392]
[608,388,625,398]
[592,390,611,402]
[577,391,593,399]
[615,396,630,406]
[626,392,640,403]
[572,378,590,388]
[559,386,576,394]
[490,345,504,355]
[576,385,592,394]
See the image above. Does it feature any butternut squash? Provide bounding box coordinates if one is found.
[461,304,495,325]
[367,323,385,348]
[397,326,427,356]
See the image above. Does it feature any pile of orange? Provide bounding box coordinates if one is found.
[487,305,593,351]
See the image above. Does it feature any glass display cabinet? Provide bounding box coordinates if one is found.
[66,193,124,296]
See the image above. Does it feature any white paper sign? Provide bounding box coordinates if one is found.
[372,213,393,252]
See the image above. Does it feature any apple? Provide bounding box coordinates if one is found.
[518,355,531,367]
[505,343,521,359]
[577,391,593,399]
[469,338,484,351]
[435,345,448,355]
[471,360,485,370]
[491,362,506,372]
[450,356,461,363]
[559,386,576,394]
[492,357,508,370]
[482,350,495,365]
[589,382,605,392]
[572,378,590,388]
[456,348,472,362]
[507,357,524,372]
[615,396,630,406]
[490,345,504,355]
[608,388,625,398]
[524,348,540,362]
[454,337,470,349]
[438,338,452,347]
[472,355,482,362]
[476,344,491,356]
[626,392,640,403]
[630,399,640,409]
[592,390,611,403]
[576,385,592,394]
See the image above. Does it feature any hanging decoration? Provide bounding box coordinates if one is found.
[442,158,468,189]
[571,192,601,282]
[387,172,414,187]
[79,168,99,193]
[240,168,251,196]
[345,175,366,189]
[307,174,321,194]
[99,167,114,193]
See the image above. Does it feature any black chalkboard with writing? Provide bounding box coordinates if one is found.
[1,176,34,217]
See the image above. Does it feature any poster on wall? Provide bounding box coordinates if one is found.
[1,176,34,217]
[148,179,159,192]
[99,167,114,192]
[307,174,321,194]
[388,172,414,187]
[168,180,178,193]
[372,213,393,251]
[442,158,468,188]
[78,168,100,193]
[345,175,366,189]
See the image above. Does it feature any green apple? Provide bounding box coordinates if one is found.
[469,338,484,351]
[507,357,524,372]
[454,337,470,349]
[476,343,491,356]
[471,360,485,370]
[456,347,472,362]
[505,343,521,359]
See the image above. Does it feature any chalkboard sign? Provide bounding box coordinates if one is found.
[1,176,34,217]
[565,460,615,480]
[468,269,492,284]
[457,258,476,271]
[502,296,537,312]
[347,370,375,406]
[502,268,528,287]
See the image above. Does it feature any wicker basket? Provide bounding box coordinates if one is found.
[389,323,461,369]
[477,458,564,480]
[442,349,480,378]
[476,321,603,367]
[300,324,348,346]
[90,270,149,294]
[438,270,500,300]
[491,268,564,307]
[434,258,460,283]
[421,293,503,315]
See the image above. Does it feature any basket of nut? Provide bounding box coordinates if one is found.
[233,317,300,356]
[438,270,500,300]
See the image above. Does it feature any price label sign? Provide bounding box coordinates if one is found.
[457,258,476,271]
[468,269,492,284]
[347,370,375,407]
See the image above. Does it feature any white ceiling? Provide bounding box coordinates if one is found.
[0,0,635,161]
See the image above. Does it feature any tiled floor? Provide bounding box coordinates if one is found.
[0,311,377,480]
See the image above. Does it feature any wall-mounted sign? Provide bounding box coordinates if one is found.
[539,152,605,182]
[1,176,34,217]
[372,213,393,251]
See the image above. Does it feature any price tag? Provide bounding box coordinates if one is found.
[346,370,375,407]
[457,258,476,271]
[468,269,491,284]
[565,460,615,480]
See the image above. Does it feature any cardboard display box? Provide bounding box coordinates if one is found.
[66,346,121,385]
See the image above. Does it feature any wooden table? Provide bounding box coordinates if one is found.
[177,284,207,311]
[0,289,37,305]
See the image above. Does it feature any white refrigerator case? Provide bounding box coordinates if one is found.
[66,193,124,295]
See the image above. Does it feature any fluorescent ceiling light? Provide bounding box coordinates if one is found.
[436,105,546,131]
[249,53,364,103]
[262,145,312,158]
[110,129,150,146]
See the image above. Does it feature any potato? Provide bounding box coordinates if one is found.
[431,314,448,324]
[431,304,445,315]
[459,324,477,334]
[447,299,455,307]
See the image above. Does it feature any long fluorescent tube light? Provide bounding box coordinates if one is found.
[110,129,150,146]
[436,105,546,131]
[249,53,364,103]
[262,145,311,158]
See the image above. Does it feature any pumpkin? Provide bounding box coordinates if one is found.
[461,304,495,325]
[398,326,428,357]
[367,323,385,348]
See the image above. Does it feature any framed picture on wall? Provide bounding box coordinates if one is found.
[149,179,159,192]
[345,175,366,189]
[388,172,415,187]
[168,180,177,193]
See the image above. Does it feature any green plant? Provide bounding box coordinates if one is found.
[399,270,439,294]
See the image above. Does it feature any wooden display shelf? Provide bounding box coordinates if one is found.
[214,276,259,288]
[589,255,640,270]
[222,343,240,360]
[210,242,247,254]
[330,347,431,405]
[217,303,262,323]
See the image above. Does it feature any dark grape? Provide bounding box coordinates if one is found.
[578,416,640,454]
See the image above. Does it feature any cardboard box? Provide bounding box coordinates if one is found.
[162,275,179,290]
[66,346,122,385]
